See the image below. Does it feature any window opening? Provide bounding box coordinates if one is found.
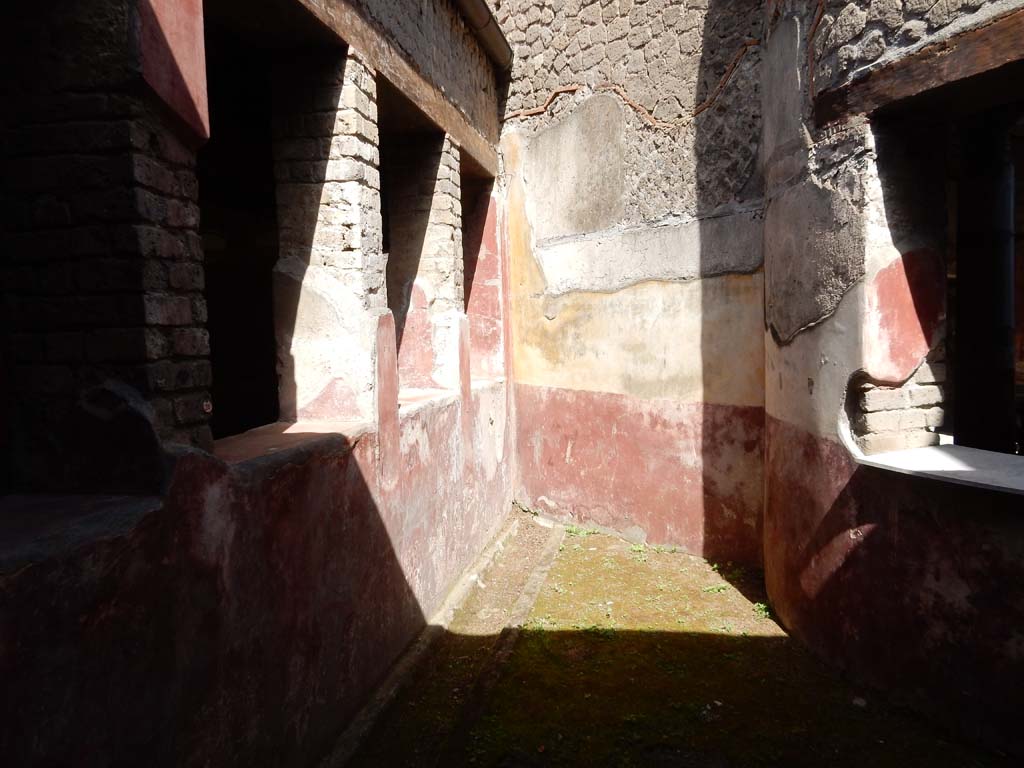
[197,28,280,438]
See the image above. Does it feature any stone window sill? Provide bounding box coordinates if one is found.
[397,388,459,414]
[856,443,1024,496]
[214,420,371,465]
[470,376,506,391]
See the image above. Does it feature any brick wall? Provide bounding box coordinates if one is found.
[272,47,385,422]
[351,0,501,140]
[812,0,1024,94]
[852,354,947,454]
[385,133,464,390]
[2,0,211,490]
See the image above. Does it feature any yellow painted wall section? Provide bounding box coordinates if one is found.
[504,132,764,409]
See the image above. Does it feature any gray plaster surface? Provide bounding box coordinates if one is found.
[524,94,626,240]
[534,207,763,296]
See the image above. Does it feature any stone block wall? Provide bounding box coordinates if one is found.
[811,0,1024,93]
[761,2,1024,755]
[2,0,211,490]
[351,0,501,140]
[496,0,762,221]
[496,0,766,562]
[385,134,464,390]
[272,48,385,422]
[852,355,947,453]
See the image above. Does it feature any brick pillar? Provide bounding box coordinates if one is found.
[427,136,464,389]
[386,134,464,390]
[2,0,212,490]
[272,47,384,422]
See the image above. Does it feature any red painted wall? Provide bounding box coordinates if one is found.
[516,384,764,564]
[764,417,1024,755]
[0,384,513,766]
[465,194,505,378]
[138,0,210,141]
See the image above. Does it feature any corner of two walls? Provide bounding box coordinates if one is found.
[495,0,767,565]
[761,2,1024,753]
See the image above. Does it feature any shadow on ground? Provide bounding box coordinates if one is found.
[350,523,1009,768]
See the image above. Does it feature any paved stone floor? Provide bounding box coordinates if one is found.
[348,512,1011,767]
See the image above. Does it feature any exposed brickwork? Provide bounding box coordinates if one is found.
[494,0,763,222]
[853,354,948,454]
[385,134,464,389]
[272,47,385,421]
[810,0,1024,93]
[351,0,501,140]
[2,0,212,489]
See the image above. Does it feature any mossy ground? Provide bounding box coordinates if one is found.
[350,516,1009,767]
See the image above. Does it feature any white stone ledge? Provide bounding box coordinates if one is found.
[533,207,764,296]
[397,388,459,415]
[214,420,372,465]
[470,376,506,392]
[857,444,1024,496]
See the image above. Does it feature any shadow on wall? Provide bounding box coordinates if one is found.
[377,80,444,356]
[1,3,404,763]
[203,0,378,429]
[764,419,1024,757]
[756,21,1024,757]
[460,170,495,314]
[695,0,766,565]
[0,431,428,767]
[1,0,213,492]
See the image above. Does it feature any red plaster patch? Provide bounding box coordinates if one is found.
[397,283,436,388]
[515,384,764,564]
[298,377,360,421]
[466,195,505,377]
[864,249,944,383]
[138,0,209,141]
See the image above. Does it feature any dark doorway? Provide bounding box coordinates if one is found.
[1013,120,1024,453]
[197,27,280,438]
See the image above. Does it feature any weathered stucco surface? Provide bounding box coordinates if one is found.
[497,0,766,560]
[496,0,763,221]
[761,1,1024,756]
[350,0,501,140]
[813,0,1024,93]
[523,93,626,239]
[1,380,515,767]
[5,0,1024,762]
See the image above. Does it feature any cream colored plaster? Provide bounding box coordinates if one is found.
[505,130,763,408]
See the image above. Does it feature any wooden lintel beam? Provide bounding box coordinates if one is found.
[815,8,1024,126]
[295,0,499,177]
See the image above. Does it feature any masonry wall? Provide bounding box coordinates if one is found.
[1,0,213,492]
[0,381,514,766]
[495,0,765,562]
[812,0,1024,92]
[351,0,501,141]
[272,47,386,422]
[1,1,516,763]
[384,134,465,390]
[761,0,1024,754]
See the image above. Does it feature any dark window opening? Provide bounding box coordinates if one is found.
[1013,120,1024,452]
[873,59,1024,456]
[197,28,280,438]
[947,108,1022,455]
